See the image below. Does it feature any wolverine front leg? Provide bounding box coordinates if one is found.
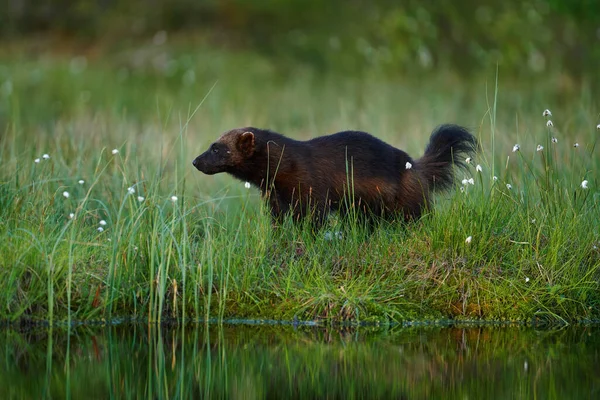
[267,192,290,224]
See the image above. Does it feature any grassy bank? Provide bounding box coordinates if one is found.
[0,41,599,325]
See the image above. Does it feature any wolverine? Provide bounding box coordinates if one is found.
[192,125,477,227]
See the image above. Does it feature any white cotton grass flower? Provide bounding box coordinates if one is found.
[127,186,135,195]
[325,231,343,240]
[543,109,552,117]
[536,145,544,152]
[467,178,474,185]
[573,142,579,148]
[465,157,472,164]
[244,182,251,189]
[42,154,50,160]
[525,277,530,283]
[512,144,520,152]
[461,178,468,186]
[546,120,553,128]
[506,183,512,190]
[596,124,600,130]
[34,158,40,163]
[581,180,588,189]
[475,164,482,172]
[97,227,104,233]
[111,149,119,155]
[78,179,85,185]
[99,220,107,226]
[465,236,472,244]
[170,195,178,202]
[493,176,498,181]
[405,161,412,170]
[69,213,75,219]
[62,191,70,198]
[551,137,558,143]
[459,186,465,193]
[137,196,145,202]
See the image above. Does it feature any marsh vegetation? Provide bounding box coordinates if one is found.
[1,1,599,325]
[1,43,599,325]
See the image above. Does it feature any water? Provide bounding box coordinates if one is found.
[1,323,598,399]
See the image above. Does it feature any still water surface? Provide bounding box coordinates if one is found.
[1,323,598,399]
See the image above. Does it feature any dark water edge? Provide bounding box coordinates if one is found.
[1,323,599,399]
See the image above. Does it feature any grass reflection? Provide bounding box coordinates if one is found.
[1,324,598,399]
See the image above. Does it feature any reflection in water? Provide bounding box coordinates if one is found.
[1,324,599,399]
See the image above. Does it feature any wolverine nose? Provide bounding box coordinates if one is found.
[192,158,199,168]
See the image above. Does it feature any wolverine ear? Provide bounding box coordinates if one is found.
[238,131,255,156]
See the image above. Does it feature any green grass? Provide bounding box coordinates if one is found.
[0,40,599,325]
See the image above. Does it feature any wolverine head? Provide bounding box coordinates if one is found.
[192,128,256,175]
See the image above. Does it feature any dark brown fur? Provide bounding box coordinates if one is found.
[192,125,477,227]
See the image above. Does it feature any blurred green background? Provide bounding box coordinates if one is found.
[2,0,599,78]
[2,0,599,139]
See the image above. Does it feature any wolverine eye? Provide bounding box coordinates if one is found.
[211,146,219,154]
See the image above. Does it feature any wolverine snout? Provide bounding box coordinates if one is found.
[192,157,202,170]
[192,155,211,173]
[192,153,221,175]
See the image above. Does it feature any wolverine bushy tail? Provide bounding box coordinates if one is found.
[416,124,477,192]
